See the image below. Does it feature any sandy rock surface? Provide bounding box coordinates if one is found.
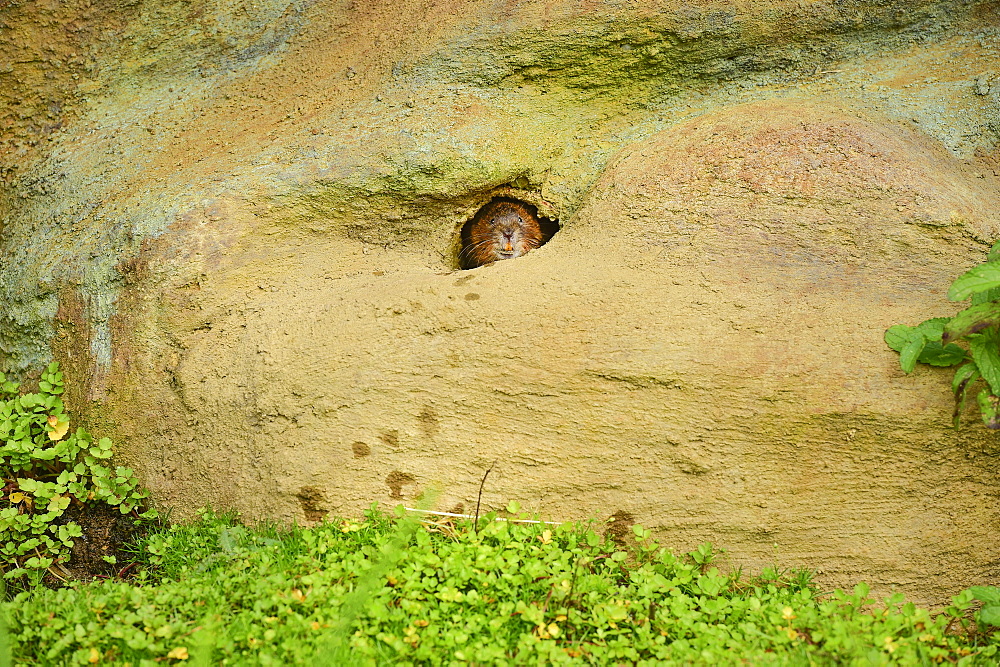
[3,0,1000,602]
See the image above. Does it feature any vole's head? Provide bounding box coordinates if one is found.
[460,200,544,269]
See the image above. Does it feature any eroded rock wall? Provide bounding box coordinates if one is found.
[2,0,1000,603]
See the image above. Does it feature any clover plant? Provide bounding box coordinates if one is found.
[0,362,155,589]
[885,241,1000,428]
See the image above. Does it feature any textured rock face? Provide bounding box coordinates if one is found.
[3,0,1000,603]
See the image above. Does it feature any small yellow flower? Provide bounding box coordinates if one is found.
[883,636,897,653]
[782,607,796,621]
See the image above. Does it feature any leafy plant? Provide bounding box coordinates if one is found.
[971,586,1000,629]
[6,508,1000,664]
[885,241,1000,428]
[0,362,155,591]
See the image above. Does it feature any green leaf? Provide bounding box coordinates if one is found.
[899,334,926,373]
[48,495,70,512]
[969,331,1000,394]
[914,317,951,342]
[976,244,1000,304]
[949,260,1000,301]
[885,321,960,369]
[884,325,914,353]
[953,363,981,394]
[970,585,1000,605]
[89,445,113,460]
[17,478,38,493]
[952,363,980,428]
[981,605,1000,627]
[977,389,1000,429]
[916,342,966,367]
[943,303,1000,342]
[971,287,1000,305]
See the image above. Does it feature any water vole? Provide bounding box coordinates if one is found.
[459,198,546,269]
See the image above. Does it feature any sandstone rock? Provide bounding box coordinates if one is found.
[97,98,1000,603]
[2,0,1000,603]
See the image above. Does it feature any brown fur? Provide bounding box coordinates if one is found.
[459,199,546,269]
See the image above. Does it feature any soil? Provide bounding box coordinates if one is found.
[48,502,149,585]
[605,510,637,546]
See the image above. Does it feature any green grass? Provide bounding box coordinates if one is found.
[4,506,999,665]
